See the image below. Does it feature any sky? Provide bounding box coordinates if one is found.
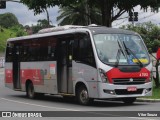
[0,1,160,28]
[0,1,59,26]
[112,6,160,28]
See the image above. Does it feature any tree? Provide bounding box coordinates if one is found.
[0,13,19,28]
[20,0,160,27]
[121,22,160,88]
[31,19,54,34]
[57,3,101,26]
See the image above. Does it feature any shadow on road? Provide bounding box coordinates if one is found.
[8,94,148,108]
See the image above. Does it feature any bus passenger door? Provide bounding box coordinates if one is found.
[58,40,73,94]
[13,45,21,89]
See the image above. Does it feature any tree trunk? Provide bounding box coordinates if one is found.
[153,60,160,88]
[84,0,91,25]
[45,8,50,27]
[101,0,112,27]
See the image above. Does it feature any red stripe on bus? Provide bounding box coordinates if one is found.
[5,69,13,83]
[21,69,44,85]
[5,69,44,85]
[106,68,150,83]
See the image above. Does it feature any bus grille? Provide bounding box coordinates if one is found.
[115,89,143,95]
[112,78,146,85]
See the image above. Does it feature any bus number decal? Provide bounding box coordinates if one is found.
[139,73,148,77]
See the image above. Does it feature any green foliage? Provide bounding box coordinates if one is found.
[10,25,27,37]
[20,0,60,14]
[0,25,27,52]
[0,12,27,52]
[0,27,16,52]
[0,13,19,28]
[21,0,160,27]
[57,3,101,25]
[121,22,160,53]
[150,87,160,99]
[144,79,160,98]
[31,19,54,34]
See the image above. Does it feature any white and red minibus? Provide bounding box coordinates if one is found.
[5,25,152,105]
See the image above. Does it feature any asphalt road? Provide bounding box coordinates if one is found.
[0,68,160,120]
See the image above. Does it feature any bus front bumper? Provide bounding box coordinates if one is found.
[98,82,152,99]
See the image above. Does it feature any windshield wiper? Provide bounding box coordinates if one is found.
[115,49,121,67]
[115,40,125,67]
[123,41,143,67]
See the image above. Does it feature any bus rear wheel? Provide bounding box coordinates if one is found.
[26,82,36,99]
[122,97,136,104]
[77,86,93,105]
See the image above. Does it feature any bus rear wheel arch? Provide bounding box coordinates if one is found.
[26,81,36,99]
[26,80,44,99]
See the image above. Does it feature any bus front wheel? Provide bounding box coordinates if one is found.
[77,86,93,105]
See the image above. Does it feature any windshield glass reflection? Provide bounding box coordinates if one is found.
[93,34,149,65]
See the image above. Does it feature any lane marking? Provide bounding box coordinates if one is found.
[129,117,158,120]
[0,98,159,120]
[1,98,79,111]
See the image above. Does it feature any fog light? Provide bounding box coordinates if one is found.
[145,88,151,94]
[103,89,115,95]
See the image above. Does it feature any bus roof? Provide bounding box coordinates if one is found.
[7,25,138,42]
[88,27,137,35]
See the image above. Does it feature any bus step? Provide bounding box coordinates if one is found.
[14,89,21,91]
[59,93,74,96]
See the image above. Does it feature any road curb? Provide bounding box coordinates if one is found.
[136,98,160,102]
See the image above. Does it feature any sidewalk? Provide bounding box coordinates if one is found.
[136,98,160,102]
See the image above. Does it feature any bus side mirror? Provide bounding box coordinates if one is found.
[156,48,160,60]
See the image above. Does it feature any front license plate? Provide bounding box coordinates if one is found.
[127,86,137,92]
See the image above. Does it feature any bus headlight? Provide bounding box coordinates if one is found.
[99,68,108,83]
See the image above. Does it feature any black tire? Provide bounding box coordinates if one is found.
[26,82,36,99]
[36,93,44,99]
[63,96,75,102]
[77,86,93,105]
[122,97,136,104]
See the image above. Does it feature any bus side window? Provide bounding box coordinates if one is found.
[73,33,96,67]
[48,45,56,60]
[48,38,57,61]
[6,43,13,62]
[73,39,79,61]
[22,46,29,61]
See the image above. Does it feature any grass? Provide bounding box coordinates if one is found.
[144,87,160,99]
[142,80,160,99]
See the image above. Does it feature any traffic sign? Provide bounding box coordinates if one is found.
[128,12,138,22]
[0,1,6,9]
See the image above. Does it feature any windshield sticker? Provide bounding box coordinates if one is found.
[128,59,134,64]
[108,59,127,63]
[132,59,148,63]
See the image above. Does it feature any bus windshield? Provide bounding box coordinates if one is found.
[93,34,150,66]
